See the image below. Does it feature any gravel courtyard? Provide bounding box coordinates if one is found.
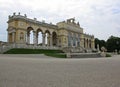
[0,54,120,87]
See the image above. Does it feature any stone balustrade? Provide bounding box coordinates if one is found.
[0,44,60,54]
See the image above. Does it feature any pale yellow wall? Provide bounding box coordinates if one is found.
[7,15,95,48]
[80,34,84,48]
[8,19,58,44]
[57,29,68,47]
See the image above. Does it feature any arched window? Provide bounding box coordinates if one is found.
[20,32,24,40]
[73,33,76,46]
[36,29,43,45]
[27,27,34,44]
[68,32,72,46]
[52,32,57,46]
[45,30,50,46]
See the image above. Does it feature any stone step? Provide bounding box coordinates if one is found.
[70,53,101,58]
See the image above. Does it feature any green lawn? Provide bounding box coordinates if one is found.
[4,48,66,58]
[45,53,66,58]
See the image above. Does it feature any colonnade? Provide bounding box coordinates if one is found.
[26,30,57,46]
[68,33,80,47]
[8,32,16,43]
[8,29,93,49]
[84,38,92,49]
[68,32,93,48]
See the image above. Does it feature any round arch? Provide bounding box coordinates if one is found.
[87,39,89,48]
[84,38,86,48]
[52,31,57,46]
[68,32,72,46]
[45,30,51,46]
[89,39,91,48]
[36,28,43,45]
[26,27,34,44]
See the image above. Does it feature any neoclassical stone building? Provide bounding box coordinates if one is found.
[7,13,95,51]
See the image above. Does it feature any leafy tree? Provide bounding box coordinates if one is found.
[95,38,106,50]
[106,36,120,52]
[95,36,120,52]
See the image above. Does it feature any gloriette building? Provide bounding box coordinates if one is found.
[7,13,95,52]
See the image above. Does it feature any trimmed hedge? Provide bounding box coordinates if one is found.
[106,53,112,57]
[4,48,66,58]
[4,48,64,54]
[45,53,66,58]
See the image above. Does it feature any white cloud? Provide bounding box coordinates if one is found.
[0,0,120,41]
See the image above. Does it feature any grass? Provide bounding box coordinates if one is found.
[106,53,112,57]
[4,48,64,54]
[4,48,66,58]
[45,53,66,58]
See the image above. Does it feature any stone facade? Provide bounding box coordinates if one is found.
[7,12,95,51]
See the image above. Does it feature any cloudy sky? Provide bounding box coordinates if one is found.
[0,0,120,41]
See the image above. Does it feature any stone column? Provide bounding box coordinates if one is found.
[88,40,89,48]
[71,39,73,47]
[36,36,38,45]
[57,38,59,47]
[27,33,30,44]
[80,38,82,47]
[76,40,78,47]
[33,31,37,45]
[12,32,15,43]
[97,44,100,52]
[36,33,38,45]
[42,33,46,46]
[49,34,52,46]
[85,40,87,49]
[91,39,95,49]
[7,33,9,42]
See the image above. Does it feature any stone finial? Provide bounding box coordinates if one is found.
[13,12,16,16]
[50,22,52,24]
[72,17,75,23]
[67,18,75,23]
[34,18,37,21]
[97,44,100,52]
[8,15,11,19]
[67,19,70,23]
[77,22,80,26]
[18,12,20,15]
[42,20,45,23]
[101,46,106,52]
[92,35,94,38]
[24,14,27,17]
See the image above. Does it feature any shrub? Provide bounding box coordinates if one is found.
[106,53,112,57]
[45,53,66,58]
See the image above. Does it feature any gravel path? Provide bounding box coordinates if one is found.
[0,54,120,87]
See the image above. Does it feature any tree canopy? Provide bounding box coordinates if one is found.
[106,36,120,52]
[95,36,120,52]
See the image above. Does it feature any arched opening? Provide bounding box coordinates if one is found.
[68,32,72,46]
[20,32,24,43]
[89,40,91,48]
[52,32,57,46]
[37,29,43,45]
[84,38,86,48]
[30,31,33,44]
[77,34,80,47]
[87,39,89,48]
[45,30,50,46]
[73,33,76,47]
[9,33,12,43]
[20,32,24,40]
[27,27,34,44]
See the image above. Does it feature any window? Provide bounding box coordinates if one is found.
[20,32,24,40]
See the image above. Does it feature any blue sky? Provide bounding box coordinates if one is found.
[0,0,120,41]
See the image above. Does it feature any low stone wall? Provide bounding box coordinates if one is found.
[67,53,101,58]
[0,44,60,54]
